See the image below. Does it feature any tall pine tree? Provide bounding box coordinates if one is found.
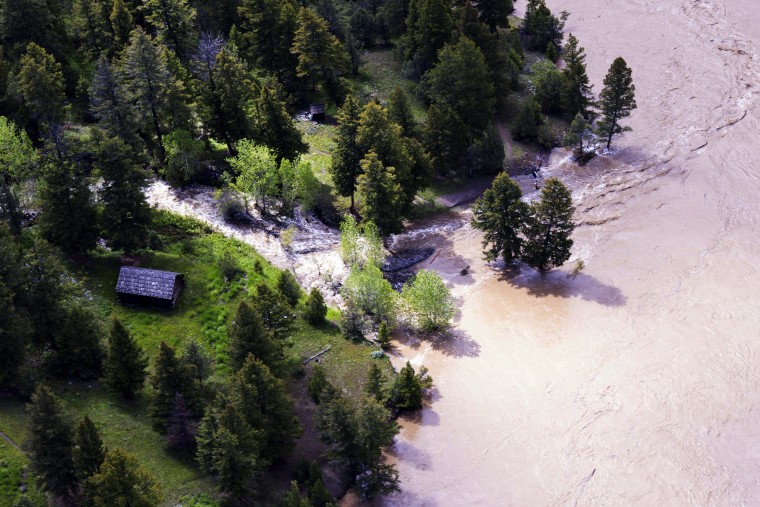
[522,177,575,270]
[597,57,637,149]
[73,416,106,482]
[103,317,148,399]
[26,386,77,500]
[331,94,363,210]
[562,34,594,118]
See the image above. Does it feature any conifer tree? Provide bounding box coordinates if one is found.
[0,273,28,386]
[424,103,467,174]
[38,157,99,254]
[72,0,111,56]
[231,355,299,462]
[365,363,387,403]
[357,152,405,236]
[119,27,173,161]
[424,37,495,141]
[110,0,134,48]
[304,287,328,325]
[597,57,637,149]
[47,304,105,379]
[89,56,137,145]
[402,0,454,78]
[307,364,331,404]
[522,177,575,270]
[12,43,65,134]
[73,416,106,482]
[562,34,594,118]
[103,318,148,399]
[388,361,424,410]
[165,392,198,451]
[563,113,591,160]
[291,7,350,94]
[254,282,296,340]
[472,172,529,265]
[149,341,201,433]
[196,400,262,496]
[511,97,543,141]
[331,94,363,210]
[387,86,416,138]
[86,449,164,507]
[277,269,301,307]
[26,386,77,499]
[238,0,299,80]
[182,340,214,382]
[357,101,414,208]
[143,0,197,60]
[95,135,152,254]
[227,300,282,372]
[250,80,307,163]
[524,0,565,51]
[195,40,255,153]
[282,481,311,507]
[476,0,514,32]
[0,0,65,57]
[377,321,391,348]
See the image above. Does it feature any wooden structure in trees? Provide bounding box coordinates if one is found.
[116,266,184,309]
[310,103,326,122]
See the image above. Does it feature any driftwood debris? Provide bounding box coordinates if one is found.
[303,346,332,365]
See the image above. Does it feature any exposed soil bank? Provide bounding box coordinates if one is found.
[386,0,760,505]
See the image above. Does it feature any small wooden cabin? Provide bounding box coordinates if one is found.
[310,103,326,123]
[116,267,184,309]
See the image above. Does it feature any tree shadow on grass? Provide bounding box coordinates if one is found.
[498,264,627,308]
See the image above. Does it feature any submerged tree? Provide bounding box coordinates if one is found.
[472,172,529,265]
[401,270,455,332]
[597,57,637,149]
[563,113,592,160]
[522,177,575,270]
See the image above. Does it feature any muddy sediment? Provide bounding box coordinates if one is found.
[386,0,760,505]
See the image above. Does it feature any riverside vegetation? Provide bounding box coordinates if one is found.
[0,0,634,505]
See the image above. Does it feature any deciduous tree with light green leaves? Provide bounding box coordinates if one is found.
[230,140,280,211]
[401,270,455,332]
[0,116,34,182]
[342,263,397,326]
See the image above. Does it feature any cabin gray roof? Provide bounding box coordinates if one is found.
[116,267,181,300]
[310,103,325,114]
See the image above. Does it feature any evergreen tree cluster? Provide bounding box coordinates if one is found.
[472,173,576,271]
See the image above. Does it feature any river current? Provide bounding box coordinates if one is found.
[386,0,760,505]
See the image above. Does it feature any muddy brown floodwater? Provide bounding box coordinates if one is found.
[385,0,760,505]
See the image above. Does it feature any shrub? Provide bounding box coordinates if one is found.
[304,288,327,325]
[277,270,301,307]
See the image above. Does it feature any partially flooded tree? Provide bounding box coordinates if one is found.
[597,57,637,149]
[472,172,530,265]
[522,178,575,271]
[401,270,455,332]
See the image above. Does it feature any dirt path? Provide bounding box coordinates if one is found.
[0,428,22,452]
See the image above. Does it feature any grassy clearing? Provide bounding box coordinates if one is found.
[352,48,427,119]
[0,210,394,505]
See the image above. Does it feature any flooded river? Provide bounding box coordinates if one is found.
[386,0,760,505]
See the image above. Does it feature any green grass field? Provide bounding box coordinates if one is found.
[0,210,393,505]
